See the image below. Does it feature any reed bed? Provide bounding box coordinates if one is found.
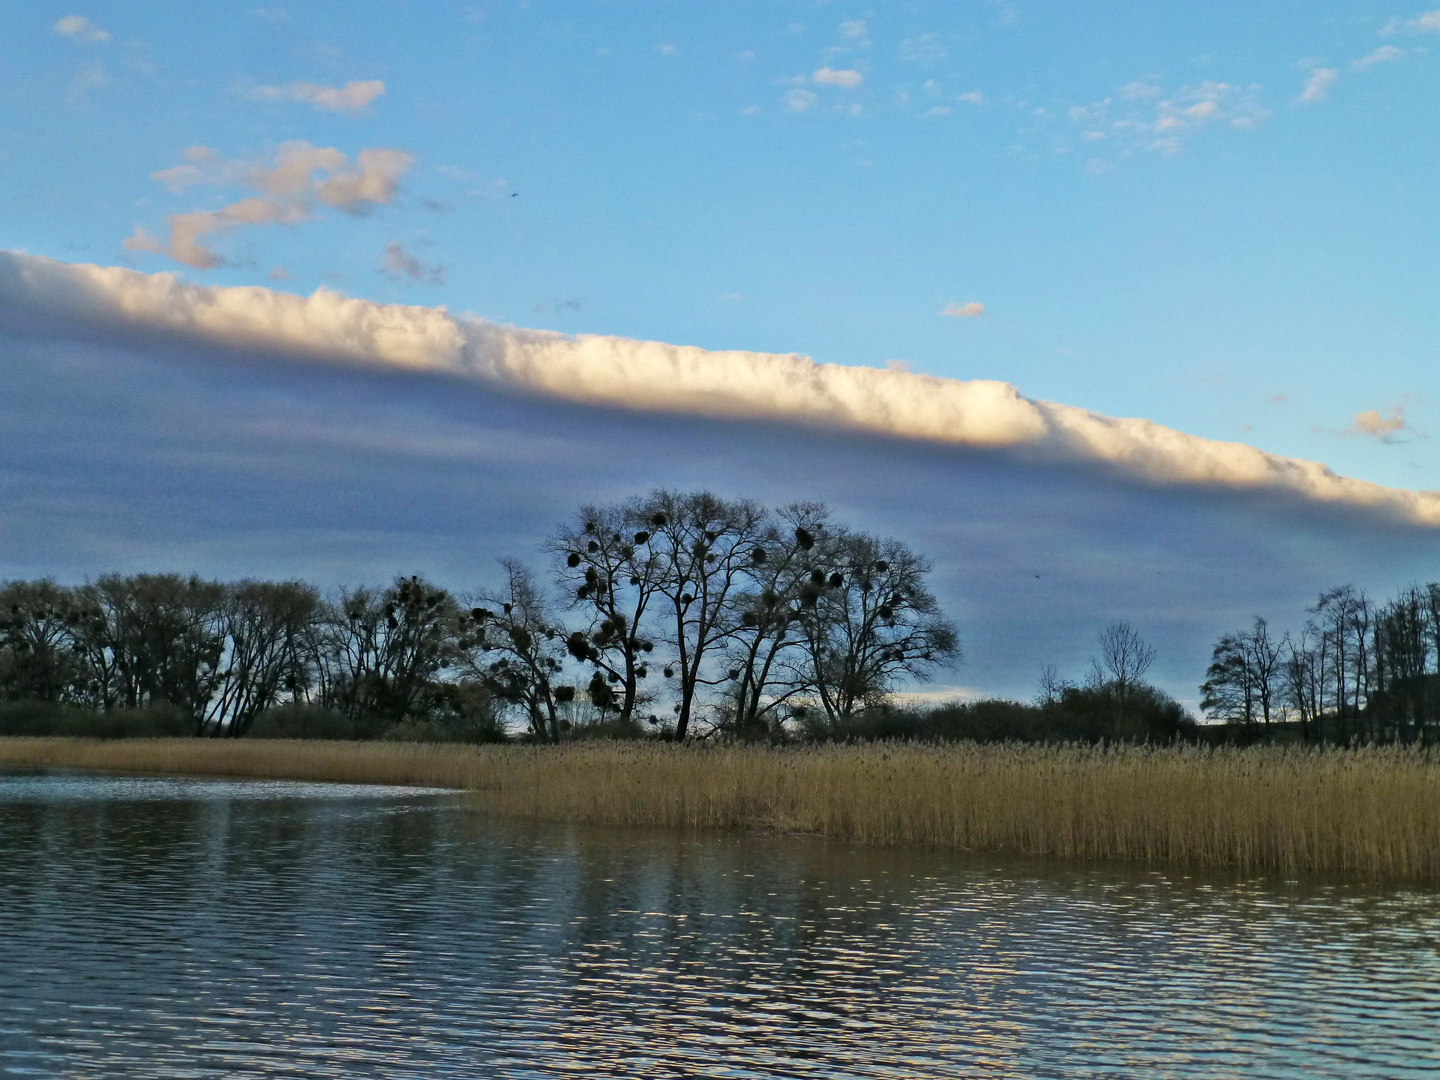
[3,737,1439,881]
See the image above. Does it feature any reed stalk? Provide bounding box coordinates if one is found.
[3,738,1438,881]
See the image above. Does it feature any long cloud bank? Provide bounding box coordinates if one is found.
[3,250,1437,526]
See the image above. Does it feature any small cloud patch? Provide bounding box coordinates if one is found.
[814,67,863,88]
[380,242,444,285]
[1348,405,1409,441]
[939,301,985,318]
[248,80,385,114]
[54,15,109,41]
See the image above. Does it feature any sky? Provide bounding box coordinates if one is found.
[2,2,1438,705]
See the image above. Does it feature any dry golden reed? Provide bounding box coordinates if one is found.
[3,737,1439,881]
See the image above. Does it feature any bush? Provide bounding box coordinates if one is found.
[0,700,193,738]
[798,685,1198,745]
[248,701,510,744]
[248,705,363,740]
[381,714,509,744]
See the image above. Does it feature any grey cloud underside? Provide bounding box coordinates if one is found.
[3,250,1436,526]
[3,326,1434,704]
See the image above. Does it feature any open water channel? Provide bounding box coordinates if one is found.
[0,768,1437,1078]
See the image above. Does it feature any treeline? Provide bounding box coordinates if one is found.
[0,491,961,743]
[1202,583,1440,743]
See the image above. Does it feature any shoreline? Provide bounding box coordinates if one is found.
[2,737,1438,882]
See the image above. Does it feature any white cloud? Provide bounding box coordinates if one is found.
[380,242,444,285]
[66,61,108,104]
[958,90,984,104]
[1067,79,1269,158]
[7,251,1435,525]
[124,198,305,269]
[839,19,868,42]
[899,34,945,64]
[1382,8,1440,34]
[814,67,863,88]
[1352,45,1406,70]
[940,301,984,318]
[248,79,386,114]
[1299,67,1338,103]
[1348,405,1409,440]
[126,141,413,268]
[54,15,109,41]
[785,88,818,112]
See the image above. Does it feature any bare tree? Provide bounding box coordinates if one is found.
[469,560,570,742]
[548,501,663,726]
[204,580,321,736]
[1200,617,1283,730]
[312,576,466,727]
[795,529,960,726]
[640,490,768,739]
[0,580,83,704]
[1090,621,1156,736]
[1036,663,1073,706]
[723,503,831,739]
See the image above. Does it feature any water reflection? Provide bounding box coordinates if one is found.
[1,768,1437,1078]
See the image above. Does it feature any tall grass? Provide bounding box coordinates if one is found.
[3,738,1439,881]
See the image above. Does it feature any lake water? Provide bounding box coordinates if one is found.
[1,769,1438,1078]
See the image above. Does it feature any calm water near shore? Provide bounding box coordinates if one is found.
[1,769,1438,1078]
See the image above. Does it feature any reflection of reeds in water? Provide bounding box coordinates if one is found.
[4,738,1439,880]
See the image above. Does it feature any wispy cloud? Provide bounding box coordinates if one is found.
[380,242,444,285]
[53,15,109,42]
[939,301,984,318]
[6,250,1436,526]
[66,61,109,105]
[1067,78,1268,156]
[1352,45,1407,70]
[898,34,945,65]
[1348,405,1410,441]
[1381,8,1440,35]
[125,142,413,268]
[1298,66,1338,103]
[814,67,863,88]
[785,88,818,112]
[248,79,386,114]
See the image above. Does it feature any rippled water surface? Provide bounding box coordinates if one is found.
[2,769,1438,1078]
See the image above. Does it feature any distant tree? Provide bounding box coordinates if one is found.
[1035,662,1074,707]
[0,580,83,703]
[1200,617,1282,730]
[469,560,570,742]
[794,529,960,725]
[723,502,831,739]
[639,490,769,740]
[313,575,466,728]
[75,574,227,727]
[548,502,663,727]
[205,580,321,736]
[1089,621,1156,737]
[1368,585,1437,742]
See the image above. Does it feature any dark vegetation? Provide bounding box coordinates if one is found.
[5,487,1426,747]
[1201,583,1440,744]
[0,491,964,743]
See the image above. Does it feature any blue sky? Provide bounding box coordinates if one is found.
[2,2,1439,701]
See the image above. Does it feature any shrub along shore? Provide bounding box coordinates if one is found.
[3,737,1438,882]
